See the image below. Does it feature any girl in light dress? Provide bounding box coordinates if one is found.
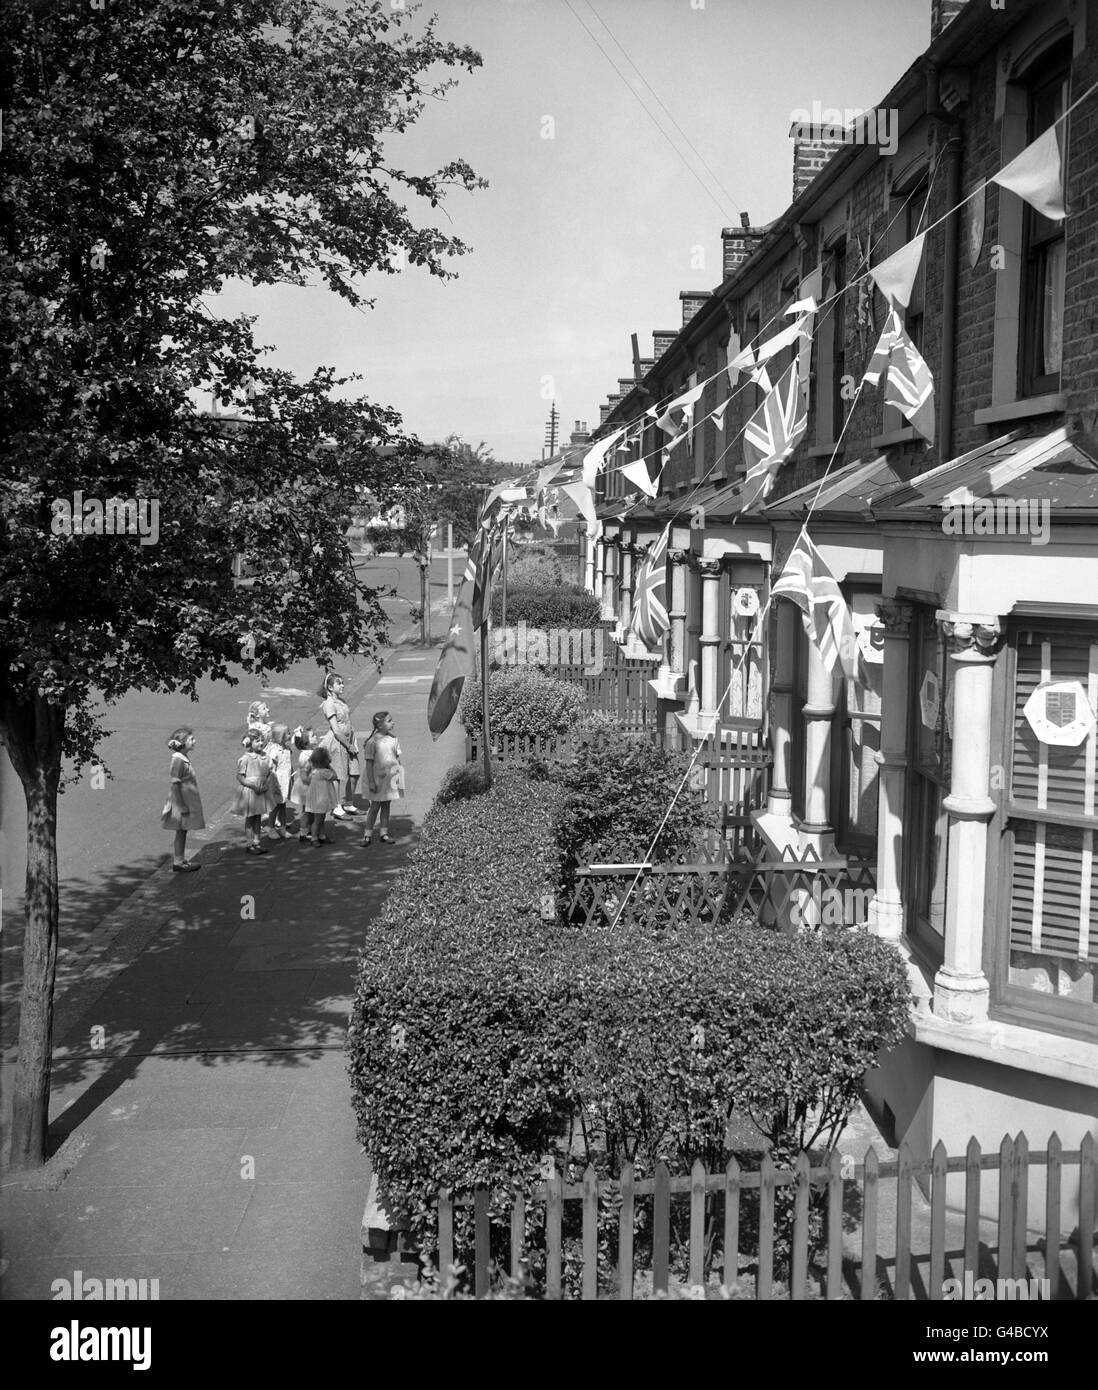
[360,710,404,847]
[264,724,293,840]
[288,726,317,839]
[161,726,205,871]
[234,729,275,854]
[247,700,273,742]
[318,672,358,819]
[301,743,340,846]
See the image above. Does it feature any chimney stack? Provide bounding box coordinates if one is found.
[789,122,847,200]
[599,404,611,424]
[618,377,637,397]
[679,290,709,327]
[721,224,764,279]
[931,0,969,40]
[570,420,590,446]
[652,329,677,360]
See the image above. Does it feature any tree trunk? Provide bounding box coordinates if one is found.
[2,693,63,1169]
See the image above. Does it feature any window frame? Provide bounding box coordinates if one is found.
[1018,44,1070,401]
[904,604,952,971]
[986,617,1098,1040]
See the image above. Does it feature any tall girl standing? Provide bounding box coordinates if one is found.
[318,672,358,819]
[161,727,204,871]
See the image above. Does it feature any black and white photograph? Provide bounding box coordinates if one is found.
[1,0,1096,1345]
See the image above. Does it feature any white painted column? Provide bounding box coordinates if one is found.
[800,641,837,856]
[698,558,722,730]
[933,614,1002,1025]
[668,549,689,677]
[619,543,635,635]
[594,536,606,612]
[767,599,797,817]
[601,536,618,620]
[870,600,913,942]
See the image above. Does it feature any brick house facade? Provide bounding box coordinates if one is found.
[582,0,1097,1206]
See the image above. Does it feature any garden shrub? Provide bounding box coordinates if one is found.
[490,579,602,630]
[545,723,719,868]
[348,784,912,1296]
[508,547,562,588]
[458,665,587,738]
[434,761,494,806]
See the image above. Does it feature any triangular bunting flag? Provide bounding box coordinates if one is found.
[862,308,935,445]
[869,233,926,311]
[620,458,658,498]
[992,123,1065,220]
[582,426,627,489]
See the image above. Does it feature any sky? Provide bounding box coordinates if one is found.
[215,0,931,465]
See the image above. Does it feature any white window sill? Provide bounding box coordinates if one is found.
[973,393,1066,426]
[674,709,721,741]
[895,939,1098,1085]
[870,426,919,448]
[909,1010,1098,1088]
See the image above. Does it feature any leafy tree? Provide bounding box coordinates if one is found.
[0,0,484,1166]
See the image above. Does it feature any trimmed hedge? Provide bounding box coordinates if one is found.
[348,852,911,1236]
[538,723,718,867]
[458,665,587,737]
[490,579,602,630]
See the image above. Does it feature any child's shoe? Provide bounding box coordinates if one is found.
[379,832,394,844]
[360,834,372,847]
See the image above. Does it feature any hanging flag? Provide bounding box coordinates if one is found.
[796,266,823,402]
[730,341,773,396]
[724,327,741,388]
[869,233,926,311]
[753,315,813,367]
[621,457,658,498]
[992,124,1065,220]
[712,401,728,431]
[863,308,935,445]
[629,524,671,651]
[582,426,627,488]
[656,382,705,436]
[771,531,861,683]
[470,523,501,631]
[560,477,597,530]
[740,361,808,510]
[427,558,477,738]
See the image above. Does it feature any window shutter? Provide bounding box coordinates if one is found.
[1008,627,1097,965]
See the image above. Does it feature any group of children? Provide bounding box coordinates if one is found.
[162,671,405,870]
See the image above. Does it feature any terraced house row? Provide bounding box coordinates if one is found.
[575,0,1098,1208]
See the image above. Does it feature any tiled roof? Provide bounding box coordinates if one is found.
[871,428,1098,515]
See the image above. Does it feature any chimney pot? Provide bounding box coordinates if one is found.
[739,211,750,228]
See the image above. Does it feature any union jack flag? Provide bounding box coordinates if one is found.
[771,530,862,683]
[470,522,501,632]
[741,361,807,510]
[863,307,935,445]
[628,524,671,652]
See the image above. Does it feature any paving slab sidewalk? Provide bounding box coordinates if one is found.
[0,643,465,1300]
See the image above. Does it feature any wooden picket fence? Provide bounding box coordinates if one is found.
[436,1132,1096,1300]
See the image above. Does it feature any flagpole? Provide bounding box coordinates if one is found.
[480,614,492,789]
[500,517,509,630]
